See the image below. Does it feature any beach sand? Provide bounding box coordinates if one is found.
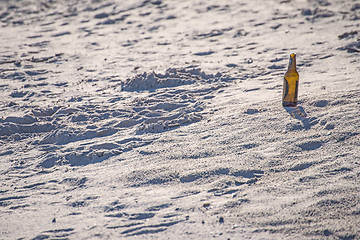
[0,0,359,239]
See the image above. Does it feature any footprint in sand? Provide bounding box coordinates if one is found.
[32,228,75,240]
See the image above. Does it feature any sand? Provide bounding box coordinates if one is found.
[0,0,359,239]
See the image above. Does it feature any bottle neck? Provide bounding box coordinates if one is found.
[288,54,296,71]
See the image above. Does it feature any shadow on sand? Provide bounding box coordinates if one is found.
[284,105,312,130]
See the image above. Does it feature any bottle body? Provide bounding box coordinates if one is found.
[282,53,299,107]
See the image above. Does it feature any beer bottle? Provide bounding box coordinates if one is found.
[282,53,299,107]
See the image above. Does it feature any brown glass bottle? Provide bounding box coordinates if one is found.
[282,53,299,107]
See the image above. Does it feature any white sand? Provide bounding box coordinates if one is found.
[0,0,359,239]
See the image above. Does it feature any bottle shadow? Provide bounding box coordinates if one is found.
[284,105,311,130]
